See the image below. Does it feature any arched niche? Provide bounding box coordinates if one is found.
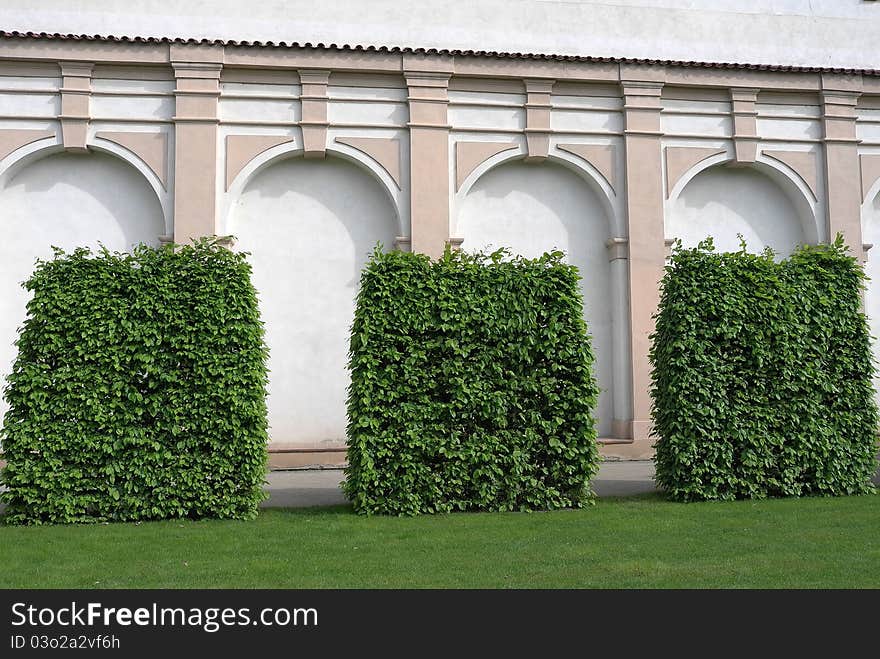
[0,151,166,416]
[666,164,813,256]
[455,159,618,438]
[226,155,398,447]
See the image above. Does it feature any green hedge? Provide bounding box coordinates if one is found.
[344,247,600,515]
[650,236,878,501]
[0,238,269,524]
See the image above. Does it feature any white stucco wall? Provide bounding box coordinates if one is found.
[455,160,616,436]
[0,151,165,417]
[0,15,873,454]
[667,165,808,256]
[227,156,398,447]
[862,192,880,409]
[1,1,878,70]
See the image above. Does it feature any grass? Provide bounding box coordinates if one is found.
[1,492,878,588]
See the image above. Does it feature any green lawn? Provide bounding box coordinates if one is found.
[1,493,878,588]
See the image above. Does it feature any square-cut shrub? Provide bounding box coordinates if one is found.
[0,238,269,524]
[344,247,600,515]
[651,236,878,501]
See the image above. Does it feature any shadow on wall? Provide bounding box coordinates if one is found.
[227,155,398,446]
[669,165,808,256]
[862,191,880,412]
[455,159,616,437]
[12,152,163,249]
[233,155,398,288]
[0,151,166,418]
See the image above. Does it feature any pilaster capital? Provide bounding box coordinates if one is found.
[59,61,94,78]
[402,53,454,76]
[171,61,223,80]
[619,62,666,86]
[606,237,629,261]
[820,72,863,95]
[403,71,452,89]
[169,42,224,66]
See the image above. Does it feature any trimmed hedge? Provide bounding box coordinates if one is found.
[344,247,600,515]
[0,238,269,524]
[650,236,878,501]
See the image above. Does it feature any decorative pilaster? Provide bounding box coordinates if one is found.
[59,62,93,152]
[621,66,665,449]
[405,55,453,258]
[524,79,553,161]
[821,74,863,257]
[171,45,222,243]
[730,88,759,164]
[298,70,330,158]
[606,237,631,440]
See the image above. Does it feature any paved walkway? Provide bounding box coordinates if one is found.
[2,460,876,512]
[262,459,880,508]
[262,460,658,508]
[0,460,655,514]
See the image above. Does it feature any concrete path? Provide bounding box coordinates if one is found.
[2,460,875,512]
[262,459,880,508]
[0,460,656,514]
[261,460,658,508]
